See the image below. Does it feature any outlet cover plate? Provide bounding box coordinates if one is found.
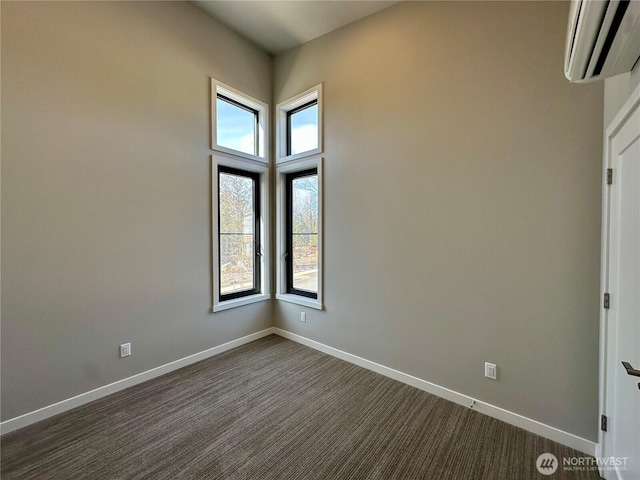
[120,343,131,358]
[485,362,497,380]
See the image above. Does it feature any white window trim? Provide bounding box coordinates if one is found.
[276,84,323,164]
[275,155,323,310]
[211,78,269,163]
[212,152,270,312]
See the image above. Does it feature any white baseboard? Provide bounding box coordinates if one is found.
[273,328,597,456]
[0,327,275,435]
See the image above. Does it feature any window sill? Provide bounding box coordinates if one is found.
[276,293,323,310]
[276,147,322,165]
[212,293,270,313]
[212,145,268,164]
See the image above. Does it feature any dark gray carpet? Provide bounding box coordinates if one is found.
[1,335,601,479]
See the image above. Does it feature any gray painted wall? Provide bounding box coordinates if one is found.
[2,0,606,442]
[1,1,272,420]
[273,1,604,441]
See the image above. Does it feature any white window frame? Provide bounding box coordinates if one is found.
[276,84,323,164]
[211,78,269,163]
[276,156,323,310]
[212,152,270,312]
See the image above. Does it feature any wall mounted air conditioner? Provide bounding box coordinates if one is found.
[565,0,640,83]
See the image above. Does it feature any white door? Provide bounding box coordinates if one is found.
[602,85,640,480]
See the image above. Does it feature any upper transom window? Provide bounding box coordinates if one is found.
[287,100,318,156]
[217,95,258,156]
[277,84,323,163]
[211,79,268,163]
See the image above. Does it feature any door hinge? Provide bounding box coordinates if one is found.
[601,414,607,432]
[604,293,610,309]
[607,168,613,185]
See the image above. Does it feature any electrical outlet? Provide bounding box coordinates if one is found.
[300,312,306,322]
[120,343,132,358]
[485,362,497,380]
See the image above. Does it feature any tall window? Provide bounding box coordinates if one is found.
[276,86,324,309]
[211,78,270,312]
[218,166,260,301]
[286,168,319,299]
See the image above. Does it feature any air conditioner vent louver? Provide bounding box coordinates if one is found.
[565,0,640,83]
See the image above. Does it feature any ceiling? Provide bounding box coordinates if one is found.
[193,1,400,55]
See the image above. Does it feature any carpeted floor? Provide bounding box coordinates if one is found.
[1,335,601,479]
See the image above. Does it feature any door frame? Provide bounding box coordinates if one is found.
[598,81,640,478]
